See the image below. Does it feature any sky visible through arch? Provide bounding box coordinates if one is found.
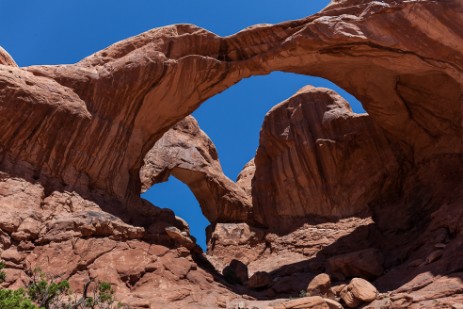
[0,0,365,250]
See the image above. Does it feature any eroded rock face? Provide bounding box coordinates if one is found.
[0,174,238,308]
[252,86,398,228]
[0,47,17,67]
[141,116,252,223]
[0,0,460,207]
[236,159,255,197]
[0,0,463,307]
[327,248,384,280]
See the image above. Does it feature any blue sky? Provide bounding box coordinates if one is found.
[0,1,365,250]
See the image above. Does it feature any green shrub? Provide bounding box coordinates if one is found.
[0,260,127,309]
[27,268,70,308]
[0,261,6,283]
[78,281,119,309]
[0,289,39,309]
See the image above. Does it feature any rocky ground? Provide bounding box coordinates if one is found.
[1,0,463,308]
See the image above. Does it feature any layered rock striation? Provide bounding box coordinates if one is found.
[141,116,252,223]
[1,0,461,207]
[0,0,463,308]
[251,86,398,228]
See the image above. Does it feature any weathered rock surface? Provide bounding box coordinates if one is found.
[0,175,237,308]
[207,222,267,271]
[248,271,272,290]
[1,0,460,217]
[223,259,249,285]
[252,86,398,228]
[326,249,384,280]
[236,159,255,197]
[0,0,463,308]
[0,47,17,67]
[340,278,378,308]
[141,115,252,223]
[271,296,343,309]
[307,273,331,296]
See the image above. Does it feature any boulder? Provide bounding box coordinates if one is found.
[273,296,342,309]
[340,278,378,308]
[327,249,384,280]
[307,273,331,296]
[247,271,272,290]
[223,259,249,285]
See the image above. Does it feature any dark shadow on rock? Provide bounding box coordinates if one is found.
[224,187,463,300]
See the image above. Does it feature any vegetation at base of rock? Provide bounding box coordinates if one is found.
[0,289,39,309]
[0,261,5,283]
[0,262,38,308]
[298,290,307,298]
[80,280,126,309]
[28,268,70,309]
[0,262,126,309]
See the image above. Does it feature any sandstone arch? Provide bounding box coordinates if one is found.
[1,1,463,306]
[0,0,458,224]
[140,116,252,223]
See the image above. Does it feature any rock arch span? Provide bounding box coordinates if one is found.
[0,1,463,307]
[0,0,460,214]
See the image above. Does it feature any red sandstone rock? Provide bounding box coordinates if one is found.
[0,0,458,215]
[0,176,236,308]
[141,116,252,223]
[207,222,267,272]
[271,296,342,309]
[326,249,384,280]
[252,86,398,228]
[236,159,255,196]
[223,259,249,285]
[0,46,17,67]
[0,0,462,308]
[307,273,331,296]
[248,271,272,290]
[340,278,378,308]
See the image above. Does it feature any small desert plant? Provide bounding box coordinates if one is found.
[75,280,126,309]
[0,288,39,309]
[27,267,70,309]
[0,260,127,309]
[0,261,6,283]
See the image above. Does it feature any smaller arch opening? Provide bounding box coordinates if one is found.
[141,176,210,251]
